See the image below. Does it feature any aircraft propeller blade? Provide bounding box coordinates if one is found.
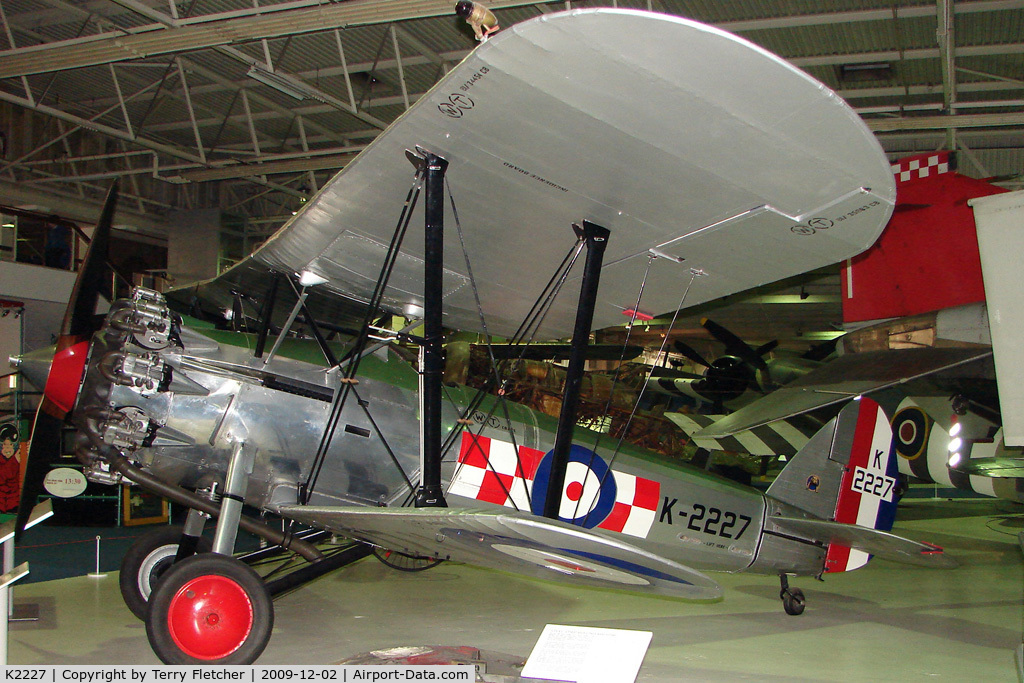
[755,340,779,357]
[803,337,839,362]
[701,318,769,371]
[14,405,64,537]
[13,180,119,538]
[673,340,710,369]
[63,179,118,340]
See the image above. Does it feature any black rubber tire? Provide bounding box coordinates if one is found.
[146,554,273,664]
[783,587,806,616]
[119,525,212,621]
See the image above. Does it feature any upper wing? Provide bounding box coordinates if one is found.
[694,348,993,439]
[181,9,894,340]
[277,505,722,600]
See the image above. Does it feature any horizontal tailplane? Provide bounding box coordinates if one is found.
[771,517,955,568]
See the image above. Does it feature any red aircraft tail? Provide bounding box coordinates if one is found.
[840,151,1007,324]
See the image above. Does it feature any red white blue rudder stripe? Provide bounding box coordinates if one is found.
[825,397,899,573]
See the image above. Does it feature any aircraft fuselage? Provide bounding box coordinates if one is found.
[72,290,825,581]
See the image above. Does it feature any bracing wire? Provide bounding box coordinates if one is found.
[435,178,583,511]
[302,171,423,503]
[579,267,703,528]
[608,269,702,462]
[570,253,655,523]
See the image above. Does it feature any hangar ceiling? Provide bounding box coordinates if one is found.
[0,0,1020,352]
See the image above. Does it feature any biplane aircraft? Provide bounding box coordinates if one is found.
[12,6,954,666]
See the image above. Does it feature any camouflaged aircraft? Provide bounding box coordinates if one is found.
[13,6,953,666]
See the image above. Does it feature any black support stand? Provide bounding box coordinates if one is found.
[543,221,610,520]
[254,274,281,359]
[415,151,449,508]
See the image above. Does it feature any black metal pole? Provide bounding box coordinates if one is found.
[543,221,610,520]
[254,274,281,359]
[415,151,449,508]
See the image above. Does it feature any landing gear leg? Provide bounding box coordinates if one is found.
[212,442,255,556]
[118,519,212,620]
[779,574,805,616]
[146,443,274,664]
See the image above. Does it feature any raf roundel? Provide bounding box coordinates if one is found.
[531,445,618,528]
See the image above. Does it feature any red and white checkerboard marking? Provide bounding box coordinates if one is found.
[449,433,661,539]
[596,471,660,538]
[449,433,544,510]
[891,152,951,184]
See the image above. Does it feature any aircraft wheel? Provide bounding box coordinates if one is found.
[146,554,273,664]
[372,547,443,572]
[782,587,806,616]
[120,525,212,620]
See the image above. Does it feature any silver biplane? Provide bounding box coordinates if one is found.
[14,7,952,665]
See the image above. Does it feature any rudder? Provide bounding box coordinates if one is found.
[767,397,899,573]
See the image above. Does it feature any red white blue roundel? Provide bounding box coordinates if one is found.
[449,433,661,539]
[530,445,618,527]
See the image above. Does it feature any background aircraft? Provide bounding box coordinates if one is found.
[13,7,953,666]
[643,318,833,412]
[695,151,1024,501]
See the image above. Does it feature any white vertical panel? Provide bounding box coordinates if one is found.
[971,189,1024,446]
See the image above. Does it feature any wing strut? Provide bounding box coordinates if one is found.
[543,221,610,520]
[414,149,449,508]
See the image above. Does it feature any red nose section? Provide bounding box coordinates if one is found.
[44,341,89,414]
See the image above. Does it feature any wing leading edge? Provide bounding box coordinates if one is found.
[277,505,723,600]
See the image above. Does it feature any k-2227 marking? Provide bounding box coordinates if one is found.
[851,466,896,502]
[658,498,752,539]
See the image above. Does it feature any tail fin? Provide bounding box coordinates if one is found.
[768,397,897,529]
[768,397,925,573]
[842,151,1005,323]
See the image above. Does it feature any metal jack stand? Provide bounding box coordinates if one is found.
[0,501,54,663]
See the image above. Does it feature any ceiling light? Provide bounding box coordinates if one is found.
[838,62,893,83]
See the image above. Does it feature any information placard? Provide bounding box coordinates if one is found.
[521,624,652,683]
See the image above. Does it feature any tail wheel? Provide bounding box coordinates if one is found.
[782,588,806,616]
[120,525,212,620]
[372,547,444,572]
[146,554,273,664]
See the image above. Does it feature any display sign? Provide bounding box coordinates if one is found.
[521,624,652,683]
[43,467,87,498]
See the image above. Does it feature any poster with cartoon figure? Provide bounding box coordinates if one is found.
[0,422,21,512]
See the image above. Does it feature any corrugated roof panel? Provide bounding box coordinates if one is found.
[957,9,1024,46]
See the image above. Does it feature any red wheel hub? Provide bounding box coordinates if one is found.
[167,574,254,660]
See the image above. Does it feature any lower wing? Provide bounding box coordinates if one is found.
[277,505,722,600]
